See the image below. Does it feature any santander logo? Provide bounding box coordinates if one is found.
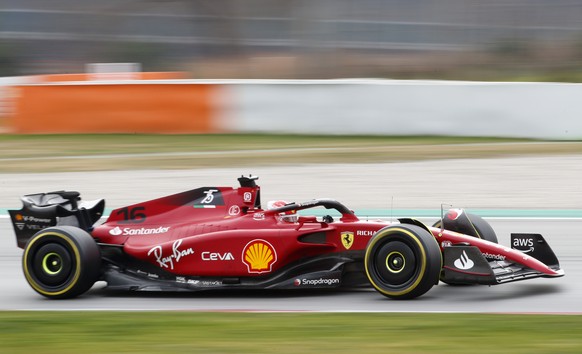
[453,250,474,270]
[109,226,170,236]
[109,226,123,236]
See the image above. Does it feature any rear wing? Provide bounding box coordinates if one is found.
[9,191,104,248]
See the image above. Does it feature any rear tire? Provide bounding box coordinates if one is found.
[364,224,442,300]
[22,226,101,299]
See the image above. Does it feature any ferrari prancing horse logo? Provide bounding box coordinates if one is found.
[341,231,354,250]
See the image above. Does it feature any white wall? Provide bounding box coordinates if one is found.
[222,80,582,139]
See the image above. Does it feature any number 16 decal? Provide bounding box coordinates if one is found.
[116,206,146,223]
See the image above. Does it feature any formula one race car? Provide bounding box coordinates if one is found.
[9,176,564,299]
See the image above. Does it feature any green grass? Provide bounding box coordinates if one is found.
[0,133,581,172]
[0,312,580,353]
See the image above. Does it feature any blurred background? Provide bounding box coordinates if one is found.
[3,0,582,81]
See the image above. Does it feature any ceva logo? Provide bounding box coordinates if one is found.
[202,252,235,261]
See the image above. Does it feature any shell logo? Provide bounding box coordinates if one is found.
[15,214,23,221]
[242,239,277,274]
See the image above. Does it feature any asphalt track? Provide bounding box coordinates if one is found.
[1,156,581,312]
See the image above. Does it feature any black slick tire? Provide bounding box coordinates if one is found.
[433,211,498,244]
[433,211,498,285]
[364,224,442,300]
[22,226,101,299]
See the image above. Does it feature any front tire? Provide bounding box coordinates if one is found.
[433,210,498,285]
[433,210,498,244]
[22,226,101,299]
[365,224,442,299]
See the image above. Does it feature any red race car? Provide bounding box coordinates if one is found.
[9,176,563,299]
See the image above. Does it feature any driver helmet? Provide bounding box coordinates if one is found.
[267,200,297,223]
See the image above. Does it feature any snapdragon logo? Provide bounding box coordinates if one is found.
[294,278,340,287]
[109,226,170,236]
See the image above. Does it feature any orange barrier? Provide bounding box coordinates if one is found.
[36,72,186,83]
[12,83,219,134]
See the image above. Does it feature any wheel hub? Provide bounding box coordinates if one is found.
[386,251,405,273]
[42,253,63,275]
[32,242,73,286]
[374,240,417,286]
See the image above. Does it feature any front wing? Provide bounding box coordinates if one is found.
[441,243,564,285]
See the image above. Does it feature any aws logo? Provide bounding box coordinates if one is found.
[513,237,534,253]
[242,239,277,274]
